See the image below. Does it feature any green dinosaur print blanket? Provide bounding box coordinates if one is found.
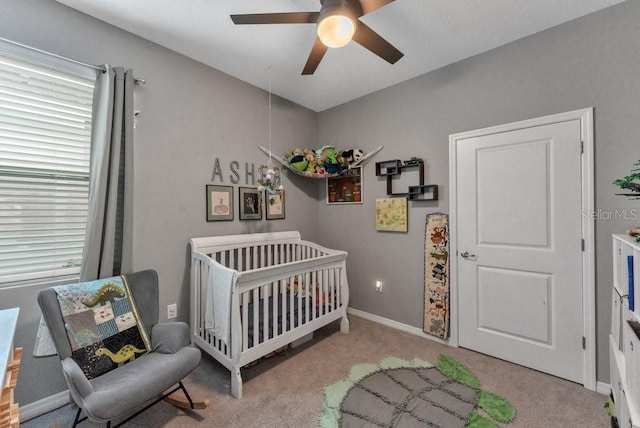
[54,275,151,379]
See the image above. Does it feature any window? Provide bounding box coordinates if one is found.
[0,53,95,285]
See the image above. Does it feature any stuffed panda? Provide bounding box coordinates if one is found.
[341,149,354,163]
[352,149,364,162]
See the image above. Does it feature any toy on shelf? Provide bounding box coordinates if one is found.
[258,145,383,179]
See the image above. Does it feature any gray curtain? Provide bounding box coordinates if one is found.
[80,65,134,281]
[34,66,134,357]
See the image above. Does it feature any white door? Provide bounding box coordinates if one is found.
[455,118,584,383]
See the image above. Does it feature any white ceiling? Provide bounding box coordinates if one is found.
[55,0,625,112]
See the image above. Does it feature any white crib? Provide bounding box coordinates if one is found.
[190,231,349,398]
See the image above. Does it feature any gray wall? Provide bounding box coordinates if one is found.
[317,0,640,383]
[1,0,638,409]
[0,0,318,405]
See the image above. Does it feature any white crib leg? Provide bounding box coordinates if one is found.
[231,367,243,398]
[340,313,350,334]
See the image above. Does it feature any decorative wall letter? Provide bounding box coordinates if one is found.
[211,158,223,183]
[230,161,240,184]
[245,162,255,185]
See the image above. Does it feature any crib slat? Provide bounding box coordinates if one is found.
[329,269,340,312]
[310,270,316,321]
[323,269,328,316]
[242,293,249,351]
[262,284,269,342]
[281,279,287,333]
[298,274,304,326]
[336,268,341,311]
[323,268,335,313]
[220,251,227,268]
[195,259,203,338]
[252,245,257,270]
[253,288,260,345]
[293,273,298,325]
[273,280,279,339]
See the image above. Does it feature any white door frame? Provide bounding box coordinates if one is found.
[448,108,595,390]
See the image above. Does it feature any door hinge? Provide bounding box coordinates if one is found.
[582,336,586,349]
[581,141,584,154]
[581,239,585,251]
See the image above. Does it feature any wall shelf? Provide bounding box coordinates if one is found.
[375,158,438,201]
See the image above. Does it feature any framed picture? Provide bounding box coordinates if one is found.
[376,197,408,232]
[327,167,362,204]
[206,185,233,221]
[239,187,262,220]
[265,190,285,220]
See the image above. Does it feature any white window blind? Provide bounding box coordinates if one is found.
[0,55,95,284]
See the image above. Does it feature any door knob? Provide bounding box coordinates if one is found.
[460,251,476,259]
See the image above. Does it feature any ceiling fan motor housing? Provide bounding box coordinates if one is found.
[319,0,362,22]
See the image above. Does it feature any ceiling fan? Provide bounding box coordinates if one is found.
[231,0,403,75]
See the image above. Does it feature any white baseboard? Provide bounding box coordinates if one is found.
[20,390,70,422]
[596,381,610,396]
[347,307,451,346]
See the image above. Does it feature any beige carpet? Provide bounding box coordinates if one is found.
[24,315,608,427]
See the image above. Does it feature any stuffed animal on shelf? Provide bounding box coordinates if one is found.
[340,149,365,165]
[317,146,342,174]
[303,149,318,173]
[324,148,342,174]
[284,148,309,171]
[341,149,354,164]
[352,149,364,162]
[288,155,308,171]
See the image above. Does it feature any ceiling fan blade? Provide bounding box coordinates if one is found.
[302,37,329,75]
[358,0,395,15]
[231,12,319,25]
[352,20,403,64]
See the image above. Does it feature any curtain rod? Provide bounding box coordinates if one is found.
[0,37,146,85]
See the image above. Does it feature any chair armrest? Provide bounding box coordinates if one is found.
[61,357,93,398]
[151,322,190,354]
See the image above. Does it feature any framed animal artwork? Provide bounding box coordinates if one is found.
[239,187,262,220]
[206,185,233,221]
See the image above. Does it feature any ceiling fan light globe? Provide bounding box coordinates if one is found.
[317,15,355,48]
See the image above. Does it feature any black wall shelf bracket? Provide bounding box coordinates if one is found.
[375,158,438,201]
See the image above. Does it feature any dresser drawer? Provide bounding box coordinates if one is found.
[624,319,640,408]
[611,335,624,407]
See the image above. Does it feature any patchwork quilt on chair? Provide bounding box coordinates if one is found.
[54,276,151,379]
[423,212,450,339]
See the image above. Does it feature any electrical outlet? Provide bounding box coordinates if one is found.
[167,303,177,319]
[375,280,383,292]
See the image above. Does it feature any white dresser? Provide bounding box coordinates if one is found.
[611,234,640,428]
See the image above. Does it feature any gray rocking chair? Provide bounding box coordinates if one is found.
[38,269,203,427]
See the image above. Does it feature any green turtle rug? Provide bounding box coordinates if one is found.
[319,354,515,428]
